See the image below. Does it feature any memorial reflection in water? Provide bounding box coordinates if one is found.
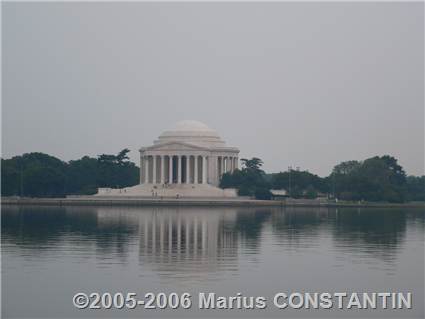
[3,205,417,269]
[137,208,239,273]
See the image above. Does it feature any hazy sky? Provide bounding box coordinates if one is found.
[2,2,424,176]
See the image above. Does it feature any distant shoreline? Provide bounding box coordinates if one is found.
[1,197,424,209]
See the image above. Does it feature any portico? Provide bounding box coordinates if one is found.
[140,154,238,185]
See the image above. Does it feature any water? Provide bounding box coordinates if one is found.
[2,205,424,318]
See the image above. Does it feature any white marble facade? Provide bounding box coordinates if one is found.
[139,120,239,187]
[96,120,239,197]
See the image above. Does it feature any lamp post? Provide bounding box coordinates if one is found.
[288,166,292,197]
[18,159,24,198]
[20,165,23,197]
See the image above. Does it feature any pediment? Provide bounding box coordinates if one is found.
[144,141,207,152]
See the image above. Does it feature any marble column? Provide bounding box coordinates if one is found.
[213,155,219,186]
[194,156,198,184]
[160,155,165,184]
[152,155,157,184]
[202,156,207,184]
[139,154,144,184]
[186,156,190,184]
[168,155,173,184]
[177,155,182,184]
[145,156,149,183]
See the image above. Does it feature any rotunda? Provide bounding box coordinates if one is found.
[139,120,239,187]
[96,120,240,197]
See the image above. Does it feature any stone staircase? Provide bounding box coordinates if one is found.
[96,183,238,198]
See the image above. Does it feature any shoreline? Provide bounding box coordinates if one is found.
[1,197,424,208]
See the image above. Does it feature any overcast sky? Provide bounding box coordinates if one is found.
[2,2,424,176]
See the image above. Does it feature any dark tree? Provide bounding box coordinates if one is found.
[220,157,271,199]
[270,170,326,198]
[406,176,425,201]
[1,150,139,197]
[116,148,131,164]
[2,151,421,203]
[330,155,408,203]
[241,158,264,172]
[1,153,67,197]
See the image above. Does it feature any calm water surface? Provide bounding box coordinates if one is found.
[2,205,424,318]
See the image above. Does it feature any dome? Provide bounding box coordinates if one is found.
[171,120,215,132]
[154,120,225,147]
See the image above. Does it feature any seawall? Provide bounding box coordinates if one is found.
[1,197,424,208]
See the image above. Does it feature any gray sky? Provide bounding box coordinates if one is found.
[2,2,424,176]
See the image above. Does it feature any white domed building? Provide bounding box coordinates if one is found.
[97,120,240,197]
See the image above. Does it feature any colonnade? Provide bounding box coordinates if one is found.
[140,154,238,185]
[217,156,238,177]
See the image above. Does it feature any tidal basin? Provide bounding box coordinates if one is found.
[2,205,424,318]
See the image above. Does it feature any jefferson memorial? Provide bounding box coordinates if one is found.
[97,120,240,197]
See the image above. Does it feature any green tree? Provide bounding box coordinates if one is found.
[330,155,407,203]
[254,187,273,200]
[305,185,318,199]
[96,149,139,189]
[270,170,327,197]
[241,157,264,172]
[220,157,271,199]
[406,176,425,201]
[66,156,100,195]
[332,160,361,175]
[1,149,139,197]
[1,153,67,197]
[116,148,131,164]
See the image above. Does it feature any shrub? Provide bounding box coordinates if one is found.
[254,187,272,200]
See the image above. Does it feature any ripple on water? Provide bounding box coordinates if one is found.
[1,206,424,318]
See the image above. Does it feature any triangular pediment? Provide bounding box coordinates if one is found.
[144,141,207,151]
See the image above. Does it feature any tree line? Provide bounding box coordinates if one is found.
[1,149,139,197]
[1,151,423,203]
[220,155,424,203]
